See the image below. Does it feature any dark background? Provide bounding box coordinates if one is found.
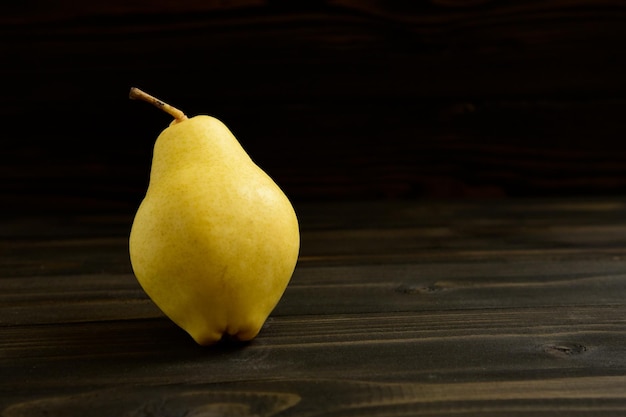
[2,0,626,215]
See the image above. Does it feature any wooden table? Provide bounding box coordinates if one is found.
[1,198,625,416]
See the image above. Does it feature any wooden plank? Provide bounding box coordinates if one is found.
[2,1,626,208]
[1,307,625,411]
[3,0,625,103]
[3,376,626,417]
[1,199,626,415]
[2,258,626,326]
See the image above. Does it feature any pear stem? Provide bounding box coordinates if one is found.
[129,87,188,123]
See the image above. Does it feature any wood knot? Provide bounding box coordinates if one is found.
[542,343,588,357]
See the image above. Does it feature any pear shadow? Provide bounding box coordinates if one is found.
[35,316,262,366]
[212,334,254,351]
[101,316,257,359]
[9,314,275,403]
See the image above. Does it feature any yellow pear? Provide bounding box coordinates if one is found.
[128,88,300,345]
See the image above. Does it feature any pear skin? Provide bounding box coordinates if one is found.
[129,91,299,345]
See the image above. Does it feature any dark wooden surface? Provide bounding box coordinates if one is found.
[3,2,626,414]
[2,0,626,212]
[2,198,626,416]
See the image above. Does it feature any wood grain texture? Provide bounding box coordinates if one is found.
[1,198,626,415]
[2,0,626,211]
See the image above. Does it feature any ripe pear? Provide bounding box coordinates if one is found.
[128,88,299,345]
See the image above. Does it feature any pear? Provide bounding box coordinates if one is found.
[128,88,300,345]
